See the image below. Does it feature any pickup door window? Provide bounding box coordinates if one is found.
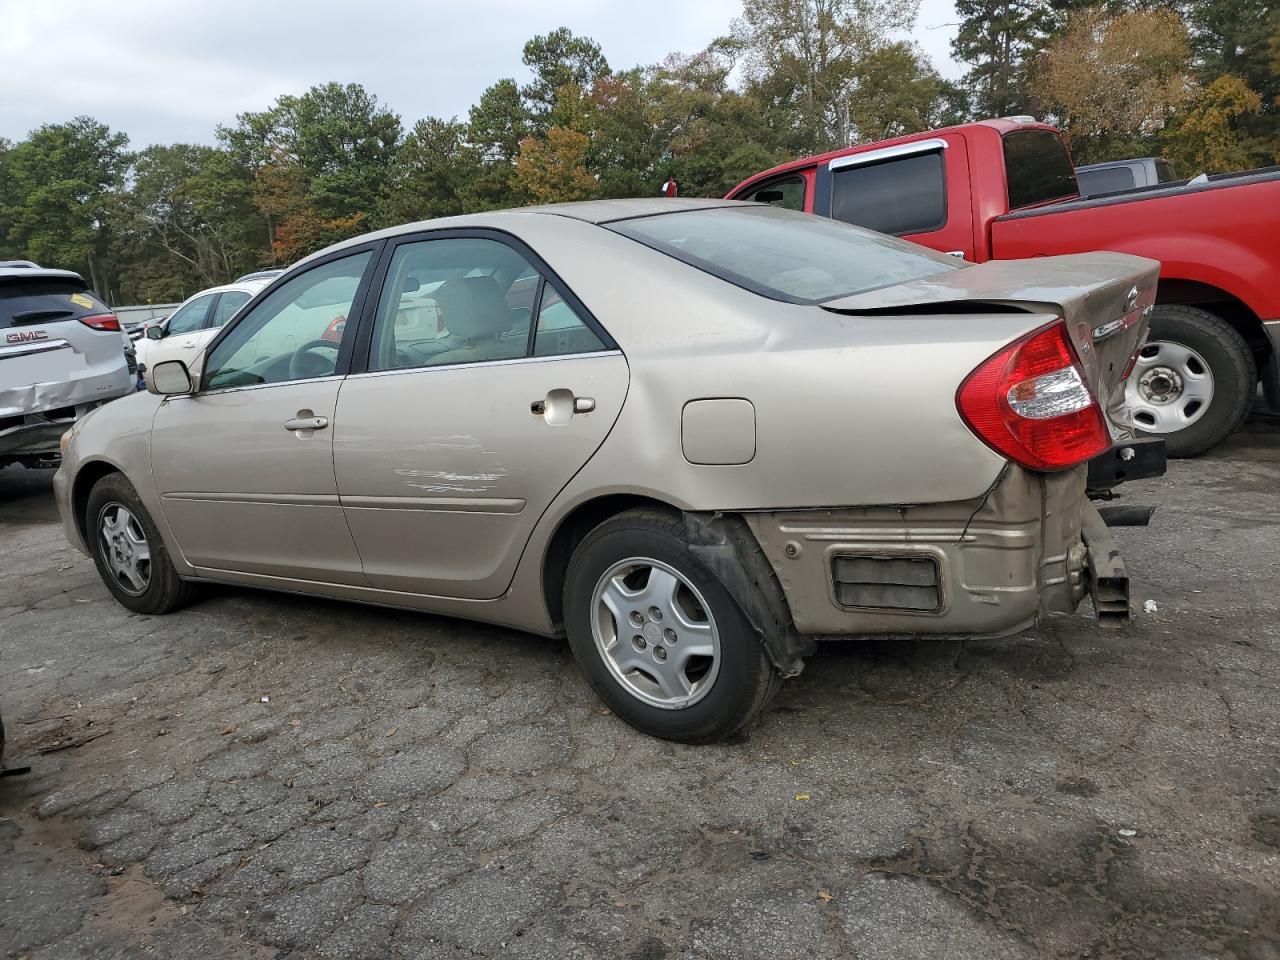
[824,138,974,258]
[831,152,946,235]
[738,175,806,211]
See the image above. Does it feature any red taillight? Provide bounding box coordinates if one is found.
[956,321,1110,471]
[79,313,121,332]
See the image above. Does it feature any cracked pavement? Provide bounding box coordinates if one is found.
[1,419,1278,959]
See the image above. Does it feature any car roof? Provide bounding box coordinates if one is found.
[291,198,755,270]
[0,265,86,284]
[179,278,272,302]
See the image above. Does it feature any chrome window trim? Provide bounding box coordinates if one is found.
[347,348,623,381]
[828,138,948,172]
[172,374,347,401]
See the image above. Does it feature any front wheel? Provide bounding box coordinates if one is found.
[1126,305,1256,457]
[563,509,778,743]
[86,473,195,615]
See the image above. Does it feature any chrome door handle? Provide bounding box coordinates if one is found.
[530,391,596,424]
[284,415,329,431]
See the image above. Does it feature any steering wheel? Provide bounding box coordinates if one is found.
[288,339,341,380]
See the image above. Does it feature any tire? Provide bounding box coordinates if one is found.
[1127,305,1256,458]
[86,472,195,615]
[563,508,779,743]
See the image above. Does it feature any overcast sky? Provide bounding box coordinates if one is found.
[0,0,962,149]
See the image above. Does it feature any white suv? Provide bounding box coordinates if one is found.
[136,278,271,373]
[1,263,133,469]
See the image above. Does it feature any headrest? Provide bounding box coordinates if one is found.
[432,276,511,341]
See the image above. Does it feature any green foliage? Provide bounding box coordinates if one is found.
[2,5,1275,301]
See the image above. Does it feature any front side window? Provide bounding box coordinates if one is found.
[203,252,371,390]
[609,204,959,304]
[369,238,541,371]
[210,290,251,328]
[166,294,215,335]
[738,175,806,211]
[831,152,946,236]
[1003,130,1078,209]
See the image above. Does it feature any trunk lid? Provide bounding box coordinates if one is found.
[821,252,1159,435]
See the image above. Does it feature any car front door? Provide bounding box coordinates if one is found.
[144,292,215,368]
[150,248,378,584]
[332,232,628,599]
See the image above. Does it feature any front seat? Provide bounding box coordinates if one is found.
[428,276,526,365]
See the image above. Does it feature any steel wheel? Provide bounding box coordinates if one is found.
[1126,339,1215,433]
[99,503,152,596]
[590,557,721,709]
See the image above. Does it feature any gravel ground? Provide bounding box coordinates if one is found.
[1,419,1278,960]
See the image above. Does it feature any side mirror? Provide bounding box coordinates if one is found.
[145,325,164,340]
[146,360,193,396]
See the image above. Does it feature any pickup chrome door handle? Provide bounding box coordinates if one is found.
[284,414,329,432]
[530,390,595,425]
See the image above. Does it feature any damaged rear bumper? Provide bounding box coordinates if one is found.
[743,463,1135,641]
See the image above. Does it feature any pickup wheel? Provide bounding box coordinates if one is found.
[562,508,779,743]
[1126,305,1255,457]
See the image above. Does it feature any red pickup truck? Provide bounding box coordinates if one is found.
[727,118,1280,456]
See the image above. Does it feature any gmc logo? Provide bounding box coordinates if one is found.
[6,330,48,343]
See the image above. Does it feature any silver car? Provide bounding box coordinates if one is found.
[2,263,134,469]
[54,200,1158,741]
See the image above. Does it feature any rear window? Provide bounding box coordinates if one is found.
[1003,130,1078,209]
[1076,165,1136,198]
[1155,159,1178,183]
[608,204,960,304]
[0,275,105,330]
[831,151,947,235]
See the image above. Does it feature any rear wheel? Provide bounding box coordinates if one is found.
[86,473,194,614]
[563,509,778,743]
[1126,305,1255,457]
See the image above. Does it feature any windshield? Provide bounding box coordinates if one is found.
[607,205,959,304]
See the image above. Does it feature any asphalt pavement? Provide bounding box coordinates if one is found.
[1,418,1278,959]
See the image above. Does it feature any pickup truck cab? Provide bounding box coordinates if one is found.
[728,118,1280,456]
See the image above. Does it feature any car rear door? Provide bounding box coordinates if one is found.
[332,231,628,599]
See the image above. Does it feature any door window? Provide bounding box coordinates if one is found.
[1002,130,1077,209]
[203,252,371,390]
[368,238,542,371]
[738,175,806,211]
[209,290,251,328]
[532,286,606,357]
[166,294,216,336]
[831,152,946,236]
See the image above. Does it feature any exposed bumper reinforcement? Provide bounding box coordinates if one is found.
[1081,503,1129,627]
[1087,437,1166,496]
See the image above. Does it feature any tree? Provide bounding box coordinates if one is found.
[463,79,532,209]
[521,28,610,119]
[124,144,261,294]
[376,118,478,227]
[1163,75,1263,172]
[219,83,401,258]
[0,117,130,296]
[731,0,918,150]
[1032,7,1195,162]
[847,42,970,142]
[952,0,1054,118]
[513,127,596,203]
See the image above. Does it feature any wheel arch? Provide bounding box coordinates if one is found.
[540,493,681,631]
[71,459,124,547]
[1156,279,1269,365]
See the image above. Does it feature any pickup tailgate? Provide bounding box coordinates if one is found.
[821,252,1159,435]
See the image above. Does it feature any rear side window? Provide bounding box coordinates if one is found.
[211,290,252,328]
[0,276,104,330]
[737,175,806,211]
[1003,130,1078,209]
[831,152,946,236]
[1076,165,1136,197]
[609,204,960,304]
